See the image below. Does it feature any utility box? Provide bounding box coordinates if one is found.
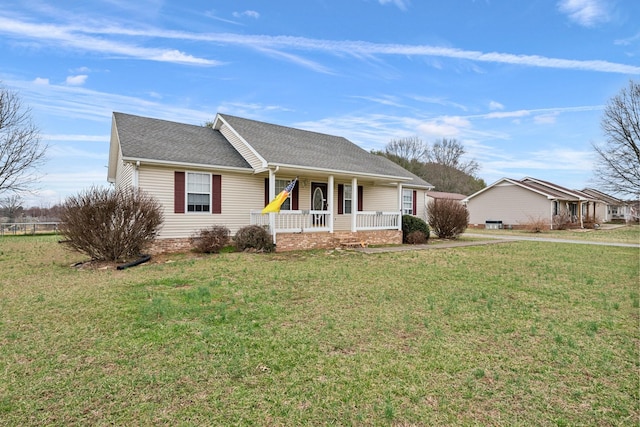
[485,220,503,230]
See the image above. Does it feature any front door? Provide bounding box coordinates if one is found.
[311,182,328,226]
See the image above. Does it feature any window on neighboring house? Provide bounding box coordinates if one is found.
[275,179,292,210]
[187,172,211,212]
[402,189,414,215]
[553,201,559,216]
[343,184,353,214]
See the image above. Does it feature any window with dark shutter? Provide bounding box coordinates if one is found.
[212,174,222,214]
[174,171,185,214]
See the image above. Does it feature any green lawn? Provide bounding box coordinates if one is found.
[0,231,638,426]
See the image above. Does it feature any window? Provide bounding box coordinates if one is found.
[402,189,414,215]
[343,184,353,214]
[187,172,211,212]
[553,201,559,216]
[275,179,292,210]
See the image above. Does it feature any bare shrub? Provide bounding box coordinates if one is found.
[552,212,571,230]
[191,225,230,253]
[406,230,428,244]
[524,215,547,233]
[427,198,468,239]
[59,186,163,261]
[234,225,274,252]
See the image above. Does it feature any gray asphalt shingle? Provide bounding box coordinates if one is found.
[113,112,433,187]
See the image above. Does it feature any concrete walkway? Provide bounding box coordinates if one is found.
[356,230,639,254]
[356,239,512,254]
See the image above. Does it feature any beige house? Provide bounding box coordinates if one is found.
[580,188,631,222]
[108,112,433,252]
[463,177,602,230]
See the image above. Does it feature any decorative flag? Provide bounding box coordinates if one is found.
[262,178,297,214]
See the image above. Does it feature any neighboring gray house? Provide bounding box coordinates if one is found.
[463,177,602,229]
[108,112,433,251]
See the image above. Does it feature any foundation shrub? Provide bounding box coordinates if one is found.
[191,225,231,253]
[402,215,430,243]
[553,212,571,230]
[406,230,428,244]
[234,225,274,252]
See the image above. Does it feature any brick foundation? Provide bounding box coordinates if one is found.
[149,230,402,254]
[274,230,402,252]
[149,238,192,254]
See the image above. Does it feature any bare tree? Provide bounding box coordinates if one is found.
[0,84,47,195]
[592,80,640,197]
[375,136,484,195]
[427,138,479,176]
[385,136,428,162]
[0,194,23,222]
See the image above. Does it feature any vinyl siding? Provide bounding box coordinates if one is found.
[115,149,135,190]
[218,123,264,170]
[138,166,263,238]
[467,182,551,226]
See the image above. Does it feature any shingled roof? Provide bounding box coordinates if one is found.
[113,112,252,169]
[110,112,433,188]
[217,114,432,187]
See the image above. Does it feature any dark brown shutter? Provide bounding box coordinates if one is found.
[264,178,269,206]
[212,174,222,214]
[174,171,185,214]
[412,190,417,215]
[358,185,363,211]
[337,184,344,214]
[292,181,299,210]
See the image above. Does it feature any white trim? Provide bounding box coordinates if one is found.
[328,175,334,233]
[266,162,416,184]
[351,177,358,232]
[213,115,269,168]
[121,156,253,173]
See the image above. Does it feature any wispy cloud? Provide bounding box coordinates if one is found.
[379,0,411,11]
[557,0,610,27]
[1,14,638,74]
[233,10,260,19]
[0,15,221,66]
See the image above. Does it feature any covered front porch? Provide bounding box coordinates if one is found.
[248,169,416,250]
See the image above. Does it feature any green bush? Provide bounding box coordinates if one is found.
[234,225,274,252]
[190,225,230,253]
[402,215,430,244]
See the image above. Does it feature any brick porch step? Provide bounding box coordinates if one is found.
[338,238,368,248]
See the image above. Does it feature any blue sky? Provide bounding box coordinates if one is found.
[1,0,639,206]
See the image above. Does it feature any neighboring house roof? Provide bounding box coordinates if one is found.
[463,176,594,203]
[110,112,433,188]
[426,191,467,201]
[112,112,252,170]
[580,188,625,205]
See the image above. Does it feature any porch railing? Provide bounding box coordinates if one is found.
[250,210,401,232]
[250,210,331,233]
[356,211,401,230]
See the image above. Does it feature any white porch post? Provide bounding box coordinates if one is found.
[268,168,277,243]
[328,175,334,233]
[397,183,403,230]
[351,177,358,232]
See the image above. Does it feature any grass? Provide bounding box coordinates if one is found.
[0,232,638,426]
[467,224,640,244]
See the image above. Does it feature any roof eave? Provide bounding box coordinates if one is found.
[121,157,254,173]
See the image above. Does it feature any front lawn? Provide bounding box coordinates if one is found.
[0,235,638,425]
